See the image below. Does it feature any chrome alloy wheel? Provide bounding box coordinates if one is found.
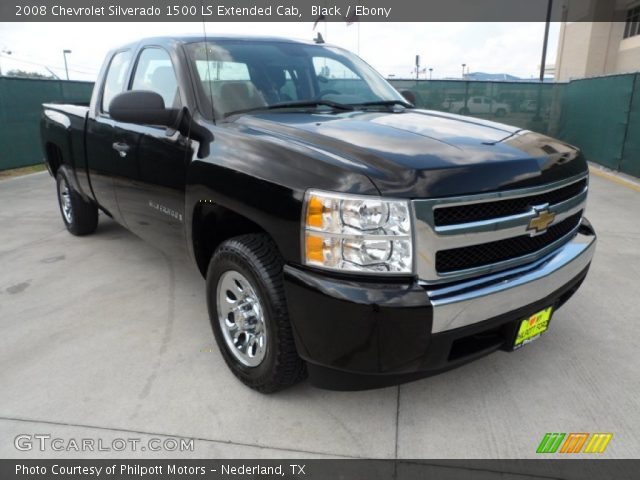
[58,178,73,224]
[216,270,267,367]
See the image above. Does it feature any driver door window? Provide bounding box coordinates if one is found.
[131,48,181,109]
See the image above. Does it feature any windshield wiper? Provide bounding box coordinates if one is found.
[224,100,354,118]
[351,100,414,109]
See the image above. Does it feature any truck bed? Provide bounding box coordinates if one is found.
[40,103,92,201]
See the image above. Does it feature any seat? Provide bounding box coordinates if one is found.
[262,66,293,103]
[215,81,267,116]
[149,66,180,108]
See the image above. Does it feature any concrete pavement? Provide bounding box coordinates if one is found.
[0,170,638,459]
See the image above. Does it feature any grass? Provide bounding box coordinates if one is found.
[0,164,47,179]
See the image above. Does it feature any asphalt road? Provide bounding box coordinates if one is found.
[1,169,638,459]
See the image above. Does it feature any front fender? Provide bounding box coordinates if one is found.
[183,123,380,268]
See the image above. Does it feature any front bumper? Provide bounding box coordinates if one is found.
[283,220,596,390]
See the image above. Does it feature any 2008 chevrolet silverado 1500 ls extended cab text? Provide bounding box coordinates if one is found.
[40,35,596,392]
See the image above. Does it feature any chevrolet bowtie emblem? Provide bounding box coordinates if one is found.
[528,209,556,234]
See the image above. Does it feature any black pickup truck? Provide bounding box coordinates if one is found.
[40,35,596,392]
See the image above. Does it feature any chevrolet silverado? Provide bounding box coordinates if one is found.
[40,35,596,392]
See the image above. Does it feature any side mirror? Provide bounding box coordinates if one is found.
[109,90,214,159]
[109,90,178,127]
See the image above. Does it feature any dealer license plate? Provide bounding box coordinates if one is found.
[513,306,553,350]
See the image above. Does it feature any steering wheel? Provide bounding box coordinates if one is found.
[316,89,341,99]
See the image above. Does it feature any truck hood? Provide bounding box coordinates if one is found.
[237,109,587,198]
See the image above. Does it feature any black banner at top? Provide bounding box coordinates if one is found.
[1,0,632,22]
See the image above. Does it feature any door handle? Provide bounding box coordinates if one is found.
[112,142,131,158]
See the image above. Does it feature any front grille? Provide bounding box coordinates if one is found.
[433,179,587,226]
[435,211,583,273]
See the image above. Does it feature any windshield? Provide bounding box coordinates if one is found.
[185,40,406,119]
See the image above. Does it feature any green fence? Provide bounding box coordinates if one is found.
[389,75,640,178]
[554,74,640,177]
[1,74,639,178]
[390,79,563,135]
[621,75,640,177]
[0,77,93,171]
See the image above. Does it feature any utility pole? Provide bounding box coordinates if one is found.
[415,55,420,80]
[535,0,553,122]
[63,49,71,80]
[539,0,553,82]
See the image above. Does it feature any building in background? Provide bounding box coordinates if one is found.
[464,72,522,81]
[555,0,640,81]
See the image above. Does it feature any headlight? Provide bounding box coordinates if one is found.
[302,190,413,274]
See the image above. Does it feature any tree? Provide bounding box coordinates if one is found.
[5,69,54,79]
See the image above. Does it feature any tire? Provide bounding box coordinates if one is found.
[206,233,306,392]
[56,170,99,236]
[495,108,507,117]
[458,107,470,115]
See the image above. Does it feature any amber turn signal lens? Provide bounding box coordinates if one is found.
[305,234,324,263]
[306,195,325,228]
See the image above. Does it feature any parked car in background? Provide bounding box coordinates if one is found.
[440,97,458,111]
[520,99,551,117]
[520,100,539,112]
[450,96,510,116]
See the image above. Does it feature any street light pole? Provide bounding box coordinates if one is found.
[63,49,71,80]
[461,63,466,79]
[429,68,433,80]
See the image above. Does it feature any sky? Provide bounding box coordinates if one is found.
[0,22,560,81]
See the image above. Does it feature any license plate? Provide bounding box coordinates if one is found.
[513,306,553,350]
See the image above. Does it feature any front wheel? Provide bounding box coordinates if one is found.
[56,170,98,236]
[206,234,306,392]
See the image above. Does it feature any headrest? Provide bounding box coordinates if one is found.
[265,66,286,89]
[150,67,175,88]
[220,82,250,98]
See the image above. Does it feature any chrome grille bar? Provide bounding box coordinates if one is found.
[412,173,589,284]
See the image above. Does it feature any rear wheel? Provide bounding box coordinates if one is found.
[56,170,98,236]
[459,107,470,115]
[206,234,306,392]
[495,108,507,117]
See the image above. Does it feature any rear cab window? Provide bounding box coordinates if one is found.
[101,50,132,114]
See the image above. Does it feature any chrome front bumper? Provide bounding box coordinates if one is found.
[424,224,596,333]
